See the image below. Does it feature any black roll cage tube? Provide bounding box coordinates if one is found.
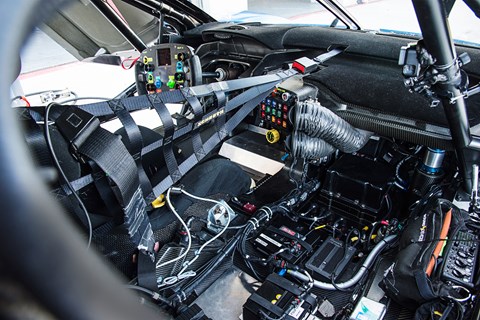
[89,0,211,52]
[412,0,480,192]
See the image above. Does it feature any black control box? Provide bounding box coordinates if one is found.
[243,273,318,320]
[252,218,322,264]
[305,236,356,281]
[319,154,394,224]
[441,229,478,288]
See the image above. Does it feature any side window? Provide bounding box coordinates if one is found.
[21,28,77,74]
[15,27,135,106]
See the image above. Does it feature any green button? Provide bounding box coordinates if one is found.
[147,73,154,84]
[266,106,271,113]
[167,75,176,89]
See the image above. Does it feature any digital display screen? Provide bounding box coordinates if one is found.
[157,48,171,66]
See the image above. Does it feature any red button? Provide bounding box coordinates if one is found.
[276,119,282,125]
[283,105,288,112]
[261,111,266,118]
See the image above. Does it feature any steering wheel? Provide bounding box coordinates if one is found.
[136,43,203,95]
[0,0,162,318]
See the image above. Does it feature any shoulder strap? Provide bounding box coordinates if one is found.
[55,107,156,256]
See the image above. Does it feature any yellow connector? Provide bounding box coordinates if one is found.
[151,194,165,208]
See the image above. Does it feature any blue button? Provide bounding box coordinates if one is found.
[176,62,183,72]
[155,76,162,88]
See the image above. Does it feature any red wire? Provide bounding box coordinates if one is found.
[20,96,30,107]
[121,57,140,70]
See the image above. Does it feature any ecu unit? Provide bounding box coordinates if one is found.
[257,76,317,143]
[243,273,320,320]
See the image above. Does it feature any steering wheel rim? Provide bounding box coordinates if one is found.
[0,1,162,319]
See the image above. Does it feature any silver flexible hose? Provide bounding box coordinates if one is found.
[291,131,336,159]
[295,100,371,153]
[288,235,397,290]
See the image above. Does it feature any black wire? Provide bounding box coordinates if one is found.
[125,285,172,305]
[409,183,448,217]
[240,225,262,280]
[288,158,300,190]
[125,284,155,296]
[44,103,92,248]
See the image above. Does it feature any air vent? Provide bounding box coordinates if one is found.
[224,24,248,30]
[213,32,232,39]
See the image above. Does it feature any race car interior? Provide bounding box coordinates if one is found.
[9,0,480,319]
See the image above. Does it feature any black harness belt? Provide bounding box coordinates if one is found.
[55,109,155,257]
[47,50,343,289]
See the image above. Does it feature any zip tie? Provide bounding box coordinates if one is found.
[247,220,257,230]
[264,207,271,220]
[260,208,270,221]
[260,206,273,220]
[176,291,187,303]
[266,206,273,220]
[251,217,260,228]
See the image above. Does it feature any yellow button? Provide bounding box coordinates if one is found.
[266,129,280,144]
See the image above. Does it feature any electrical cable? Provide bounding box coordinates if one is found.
[57,96,111,105]
[11,96,31,107]
[176,189,232,275]
[177,210,230,275]
[172,230,242,304]
[288,158,300,190]
[157,188,192,269]
[125,284,155,296]
[44,103,92,248]
[121,56,140,70]
[160,190,233,286]
[124,285,171,305]
[395,155,415,190]
[239,223,262,280]
[302,269,314,294]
